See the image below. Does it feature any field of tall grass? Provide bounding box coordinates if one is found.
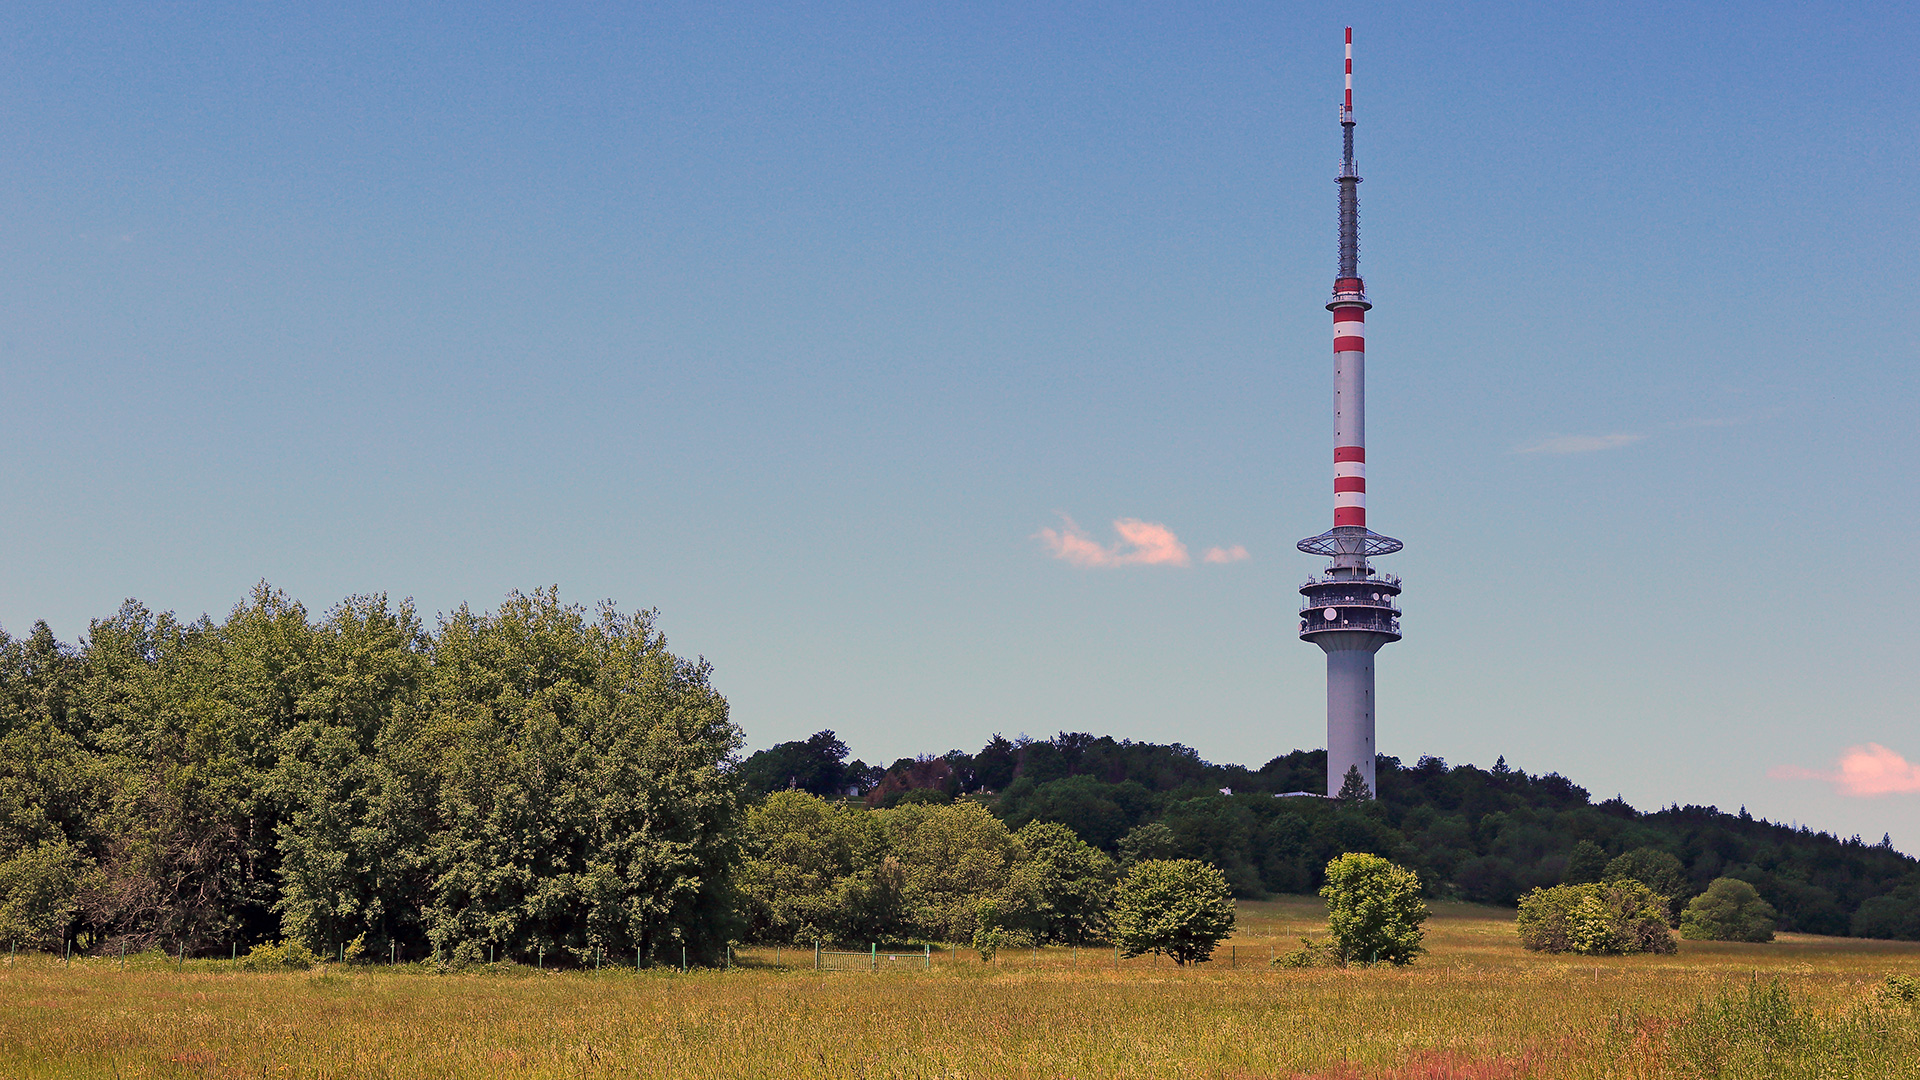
[5,898,1918,1079]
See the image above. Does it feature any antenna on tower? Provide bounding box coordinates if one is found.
[1342,26,1354,126]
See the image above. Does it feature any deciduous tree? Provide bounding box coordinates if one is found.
[1111,858,1233,965]
[1320,852,1427,965]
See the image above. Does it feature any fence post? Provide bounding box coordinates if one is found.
[64,940,70,967]
[178,943,185,971]
[596,947,602,972]
[538,947,543,971]
[924,943,930,969]
[637,947,642,970]
[681,946,687,973]
[814,941,820,970]
[726,945,732,970]
[870,943,876,972]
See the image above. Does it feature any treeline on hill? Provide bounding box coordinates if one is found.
[6,586,1919,964]
[0,587,739,965]
[738,731,1920,940]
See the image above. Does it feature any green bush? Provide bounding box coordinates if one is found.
[237,940,321,971]
[1668,978,1920,1079]
[1880,973,1920,1006]
[969,898,1033,960]
[1680,877,1778,942]
[1516,880,1676,955]
[0,840,87,951]
[1320,853,1428,966]
[1110,859,1234,965]
[1272,938,1337,968]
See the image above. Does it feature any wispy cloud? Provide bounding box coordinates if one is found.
[1035,516,1202,568]
[1516,432,1645,455]
[1770,743,1920,798]
[1203,544,1249,564]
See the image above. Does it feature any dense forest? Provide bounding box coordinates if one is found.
[4,588,1917,965]
[741,731,1920,940]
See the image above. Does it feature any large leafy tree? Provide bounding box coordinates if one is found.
[737,731,858,797]
[738,790,895,944]
[1320,852,1428,966]
[271,595,431,958]
[420,590,742,967]
[883,800,1021,943]
[1604,847,1690,917]
[1006,820,1116,945]
[1111,858,1234,965]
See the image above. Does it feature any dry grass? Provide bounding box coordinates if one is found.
[4,899,1918,1079]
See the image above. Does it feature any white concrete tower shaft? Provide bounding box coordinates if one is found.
[1297,27,1404,801]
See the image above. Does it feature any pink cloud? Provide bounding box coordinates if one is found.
[1036,516,1190,568]
[1770,743,1920,797]
[1111,519,1189,566]
[1203,544,1249,564]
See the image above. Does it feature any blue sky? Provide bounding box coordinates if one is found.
[3,2,1916,849]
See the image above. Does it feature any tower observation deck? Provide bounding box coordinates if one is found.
[1297,28,1403,800]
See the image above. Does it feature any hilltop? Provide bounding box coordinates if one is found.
[740,730,1920,939]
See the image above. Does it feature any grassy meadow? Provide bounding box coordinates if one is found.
[4,898,1918,1080]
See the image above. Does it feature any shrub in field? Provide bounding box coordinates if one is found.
[237,940,320,971]
[1666,977,1919,1079]
[1516,880,1676,955]
[1879,973,1920,1006]
[1272,937,1338,968]
[1111,859,1234,965]
[1680,877,1777,942]
[1319,853,1428,966]
[968,898,1032,960]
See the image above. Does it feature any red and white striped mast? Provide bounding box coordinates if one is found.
[1298,27,1404,801]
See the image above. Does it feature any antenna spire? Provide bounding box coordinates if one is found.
[1342,26,1354,127]
[1336,28,1361,284]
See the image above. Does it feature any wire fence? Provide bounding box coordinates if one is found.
[813,943,933,970]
